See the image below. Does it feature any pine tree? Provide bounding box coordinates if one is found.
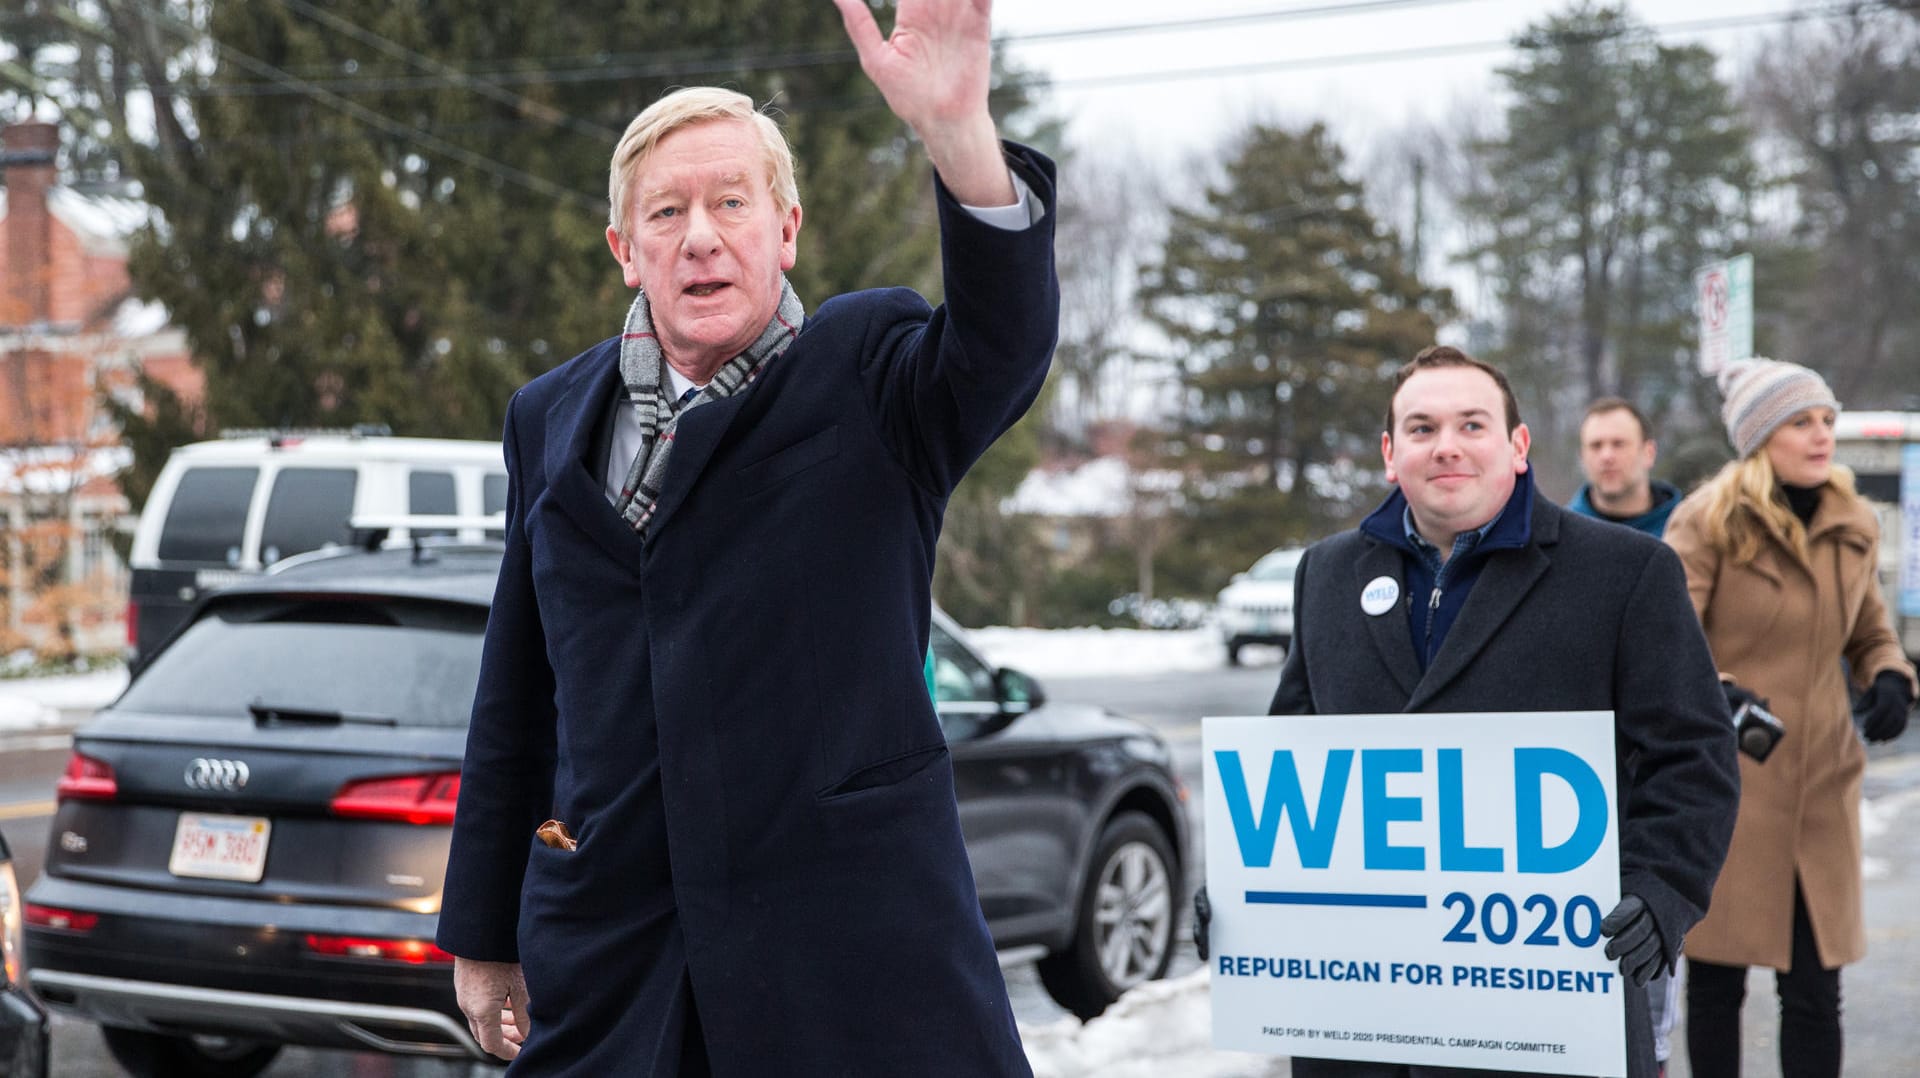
[1140,121,1451,576]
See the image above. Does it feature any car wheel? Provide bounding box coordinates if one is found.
[1038,811,1177,1021]
[100,1027,282,1078]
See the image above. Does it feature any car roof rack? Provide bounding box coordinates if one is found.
[218,423,393,448]
[346,513,507,557]
[258,514,506,575]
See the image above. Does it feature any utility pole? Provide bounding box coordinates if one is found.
[1410,154,1426,278]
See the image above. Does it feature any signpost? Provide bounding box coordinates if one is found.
[1903,445,1920,618]
[1203,712,1625,1076]
[1695,253,1753,376]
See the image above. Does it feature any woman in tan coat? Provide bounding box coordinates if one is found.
[1665,357,1917,1078]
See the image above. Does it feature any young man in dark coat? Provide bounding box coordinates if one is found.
[435,1,1057,1073]
[1197,347,1739,1078]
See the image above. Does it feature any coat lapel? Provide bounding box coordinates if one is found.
[542,353,647,570]
[641,390,752,546]
[1407,500,1558,710]
[1355,543,1422,700]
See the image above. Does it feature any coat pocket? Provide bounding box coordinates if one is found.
[736,424,841,496]
[818,743,948,802]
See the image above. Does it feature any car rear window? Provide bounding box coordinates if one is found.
[1855,473,1899,504]
[156,467,259,565]
[410,470,457,538]
[483,472,509,540]
[1249,550,1303,582]
[260,468,358,565]
[119,597,486,728]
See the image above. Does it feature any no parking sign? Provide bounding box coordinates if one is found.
[1695,254,1753,375]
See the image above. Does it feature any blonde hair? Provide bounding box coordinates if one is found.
[1693,450,1859,564]
[607,87,799,237]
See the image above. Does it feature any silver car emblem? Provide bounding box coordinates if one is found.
[185,757,251,792]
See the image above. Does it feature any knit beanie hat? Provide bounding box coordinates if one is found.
[1716,357,1840,459]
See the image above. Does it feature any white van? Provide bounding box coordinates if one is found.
[1833,411,1920,663]
[127,429,505,661]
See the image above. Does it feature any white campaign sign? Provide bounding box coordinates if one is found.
[1204,712,1623,1077]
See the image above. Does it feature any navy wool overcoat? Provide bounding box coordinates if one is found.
[1271,494,1740,1078]
[437,147,1058,1077]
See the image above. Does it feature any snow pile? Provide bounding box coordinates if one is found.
[967,625,1275,679]
[1002,457,1136,518]
[1860,783,1920,882]
[0,668,127,731]
[1020,969,1283,1078]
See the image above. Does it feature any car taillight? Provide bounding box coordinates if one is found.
[0,865,23,985]
[303,933,454,964]
[330,772,460,825]
[24,903,98,933]
[55,752,117,802]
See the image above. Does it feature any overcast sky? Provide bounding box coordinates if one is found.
[994,0,1812,159]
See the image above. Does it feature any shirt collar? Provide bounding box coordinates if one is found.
[1402,502,1502,569]
[1361,469,1536,559]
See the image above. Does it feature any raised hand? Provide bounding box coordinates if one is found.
[833,0,1014,207]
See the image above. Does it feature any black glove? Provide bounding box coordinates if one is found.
[1599,894,1665,987]
[1722,679,1768,717]
[1193,886,1212,962]
[1857,671,1915,743]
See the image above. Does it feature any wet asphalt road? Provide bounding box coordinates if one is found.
[6,659,1916,1076]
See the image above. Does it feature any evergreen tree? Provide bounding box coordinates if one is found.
[1139,120,1450,576]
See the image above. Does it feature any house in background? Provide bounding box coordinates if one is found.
[0,119,204,657]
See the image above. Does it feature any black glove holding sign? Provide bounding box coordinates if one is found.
[1599,894,1665,986]
[1856,671,1915,744]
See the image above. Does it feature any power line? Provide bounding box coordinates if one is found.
[126,0,605,213]
[81,0,1910,189]
[265,0,621,141]
[182,1,1906,100]
[204,0,1492,90]
[1027,2,1910,93]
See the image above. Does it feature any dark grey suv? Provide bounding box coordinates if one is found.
[27,545,1185,1076]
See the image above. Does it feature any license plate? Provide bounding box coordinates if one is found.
[168,813,271,882]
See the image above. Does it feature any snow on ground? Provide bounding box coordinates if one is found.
[0,668,127,732]
[1020,969,1283,1078]
[967,625,1281,679]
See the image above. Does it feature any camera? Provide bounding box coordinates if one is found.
[1734,700,1785,762]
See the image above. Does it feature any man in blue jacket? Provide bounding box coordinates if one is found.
[1569,398,1683,538]
[436,1,1057,1073]
[1567,396,1684,1074]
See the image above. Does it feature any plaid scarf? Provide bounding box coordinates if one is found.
[611,278,805,535]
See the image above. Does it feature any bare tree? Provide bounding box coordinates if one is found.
[1050,144,1165,441]
[1745,9,1920,409]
